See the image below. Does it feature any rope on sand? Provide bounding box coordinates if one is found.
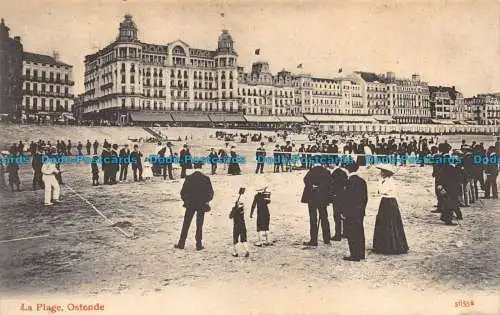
[0,227,115,244]
[65,184,133,239]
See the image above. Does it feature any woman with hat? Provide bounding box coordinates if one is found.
[372,164,409,254]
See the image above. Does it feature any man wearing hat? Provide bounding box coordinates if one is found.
[255,142,266,174]
[41,147,61,206]
[284,140,293,172]
[175,169,214,250]
[101,143,111,184]
[273,144,281,173]
[119,144,131,182]
[165,142,175,180]
[32,145,44,190]
[342,156,368,261]
[330,161,348,241]
[110,144,119,184]
[179,144,191,179]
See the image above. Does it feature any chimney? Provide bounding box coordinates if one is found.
[14,36,20,42]
[412,74,420,82]
[53,51,60,62]
[387,71,395,81]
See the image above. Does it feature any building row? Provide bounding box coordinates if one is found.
[1,15,498,126]
[0,18,75,123]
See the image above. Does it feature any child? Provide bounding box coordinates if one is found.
[250,188,272,246]
[91,155,99,186]
[142,157,153,180]
[229,201,249,257]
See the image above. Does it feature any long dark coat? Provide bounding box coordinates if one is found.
[301,166,334,205]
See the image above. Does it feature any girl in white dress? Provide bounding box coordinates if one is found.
[142,157,153,180]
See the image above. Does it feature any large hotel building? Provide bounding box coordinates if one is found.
[79,15,488,126]
[0,18,75,123]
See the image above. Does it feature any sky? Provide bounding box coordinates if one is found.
[1,0,499,97]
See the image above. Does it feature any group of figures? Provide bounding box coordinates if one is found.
[431,139,499,225]
[301,157,409,261]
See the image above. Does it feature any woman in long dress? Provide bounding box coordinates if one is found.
[372,165,409,254]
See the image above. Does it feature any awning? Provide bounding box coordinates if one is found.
[304,114,375,123]
[244,115,281,123]
[372,115,393,122]
[171,112,210,122]
[431,119,454,125]
[278,116,306,123]
[130,111,174,122]
[208,113,246,123]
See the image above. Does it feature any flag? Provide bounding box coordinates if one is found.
[338,68,343,73]
[255,48,260,55]
[297,63,303,69]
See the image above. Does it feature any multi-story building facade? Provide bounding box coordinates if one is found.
[0,18,23,117]
[82,14,239,120]
[392,74,430,123]
[21,52,75,122]
[465,94,500,125]
[429,86,465,121]
[352,71,430,123]
[306,77,364,115]
[237,62,296,116]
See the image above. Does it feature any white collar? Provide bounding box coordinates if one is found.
[348,171,358,178]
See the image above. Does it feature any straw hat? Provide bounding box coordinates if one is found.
[376,164,396,176]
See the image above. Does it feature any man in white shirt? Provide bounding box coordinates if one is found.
[41,147,61,206]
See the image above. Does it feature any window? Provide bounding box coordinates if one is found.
[41,98,46,111]
[25,97,30,108]
[49,99,54,111]
[65,87,68,96]
[122,99,126,108]
[34,70,38,78]
[42,71,46,80]
[64,100,68,111]
[56,86,60,94]
[49,85,54,93]
[65,74,69,83]
[121,75,126,84]
[25,82,30,91]
[25,69,30,77]
[131,76,135,84]
[122,86,126,93]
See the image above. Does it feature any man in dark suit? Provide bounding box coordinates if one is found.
[101,143,111,185]
[255,142,266,174]
[165,142,175,180]
[175,169,214,250]
[179,144,192,179]
[342,159,368,261]
[130,144,143,182]
[110,144,119,184]
[119,144,130,182]
[484,147,498,199]
[330,163,348,241]
[438,156,463,225]
[301,163,333,247]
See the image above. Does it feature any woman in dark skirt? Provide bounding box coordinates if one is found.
[227,146,241,175]
[373,165,409,254]
[250,188,271,246]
